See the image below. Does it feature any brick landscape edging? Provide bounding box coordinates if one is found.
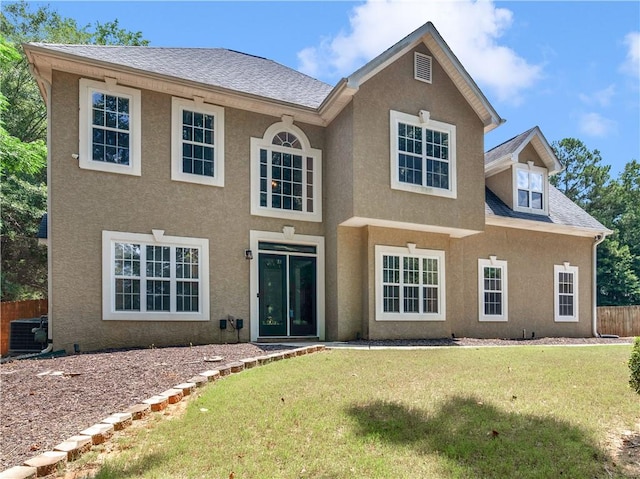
[0,345,325,479]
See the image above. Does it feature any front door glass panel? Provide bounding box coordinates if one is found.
[289,256,317,336]
[258,253,287,336]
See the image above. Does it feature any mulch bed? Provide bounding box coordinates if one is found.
[0,337,634,472]
[0,343,292,470]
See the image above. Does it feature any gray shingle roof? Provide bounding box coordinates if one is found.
[30,44,333,109]
[485,186,609,231]
[484,127,537,165]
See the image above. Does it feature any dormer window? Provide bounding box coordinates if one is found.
[513,162,548,215]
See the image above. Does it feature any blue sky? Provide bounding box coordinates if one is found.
[22,0,640,177]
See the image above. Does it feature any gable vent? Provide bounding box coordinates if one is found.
[414,52,432,84]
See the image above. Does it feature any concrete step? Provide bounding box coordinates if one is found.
[159,388,184,404]
[142,395,169,412]
[0,466,37,479]
[23,451,67,477]
[124,403,151,420]
[101,412,133,431]
[53,435,92,461]
[79,423,114,445]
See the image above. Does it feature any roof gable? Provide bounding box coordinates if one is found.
[331,22,503,133]
[484,126,562,176]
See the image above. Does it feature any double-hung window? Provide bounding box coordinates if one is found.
[390,110,457,198]
[171,98,225,186]
[251,119,322,222]
[375,245,445,321]
[102,231,209,320]
[513,163,548,214]
[478,257,508,321]
[554,264,578,322]
[79,79,141,176]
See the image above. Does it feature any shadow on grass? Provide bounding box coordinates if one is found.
[89,451,169,479]
[348,396,618,478]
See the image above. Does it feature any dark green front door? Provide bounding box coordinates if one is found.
[258,250,317,337]
[259,253,287,336]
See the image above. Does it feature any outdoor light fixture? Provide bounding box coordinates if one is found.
[244,249,253,260]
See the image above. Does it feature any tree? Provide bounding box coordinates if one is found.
[0,1,149,143]
[0,2,148,300]
[550,138,613,222]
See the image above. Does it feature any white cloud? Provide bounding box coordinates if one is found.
[620,31,640,78]
[578,84,616,107]
[297,0,542,104]
[578,112,617,138]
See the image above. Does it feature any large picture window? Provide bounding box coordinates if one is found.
[478,257,508,322]
[554,264,578,322]
[251,119,322,222]
[375,245,445,321]
[102,231,209,320]
[390,110,456,198]
[171,98,225,186]
[79,79,141,176]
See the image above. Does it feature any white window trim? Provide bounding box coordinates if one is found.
[512,162,549,215]
[171,97,225,187]
[250,120,322,222]
[478,257,508,322]
[102,230,209,321]
[249,229,325,341]
[375,245,446,321]
[390,110,457,199]
[554,263,579,322]
[79,78,141,176]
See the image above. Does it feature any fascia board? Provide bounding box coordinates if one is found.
[422,32,503,134]
[340,216,483,239]
[485,214,613,238]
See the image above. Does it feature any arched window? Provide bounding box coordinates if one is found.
[251,119,322,222]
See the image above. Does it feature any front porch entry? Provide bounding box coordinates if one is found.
[249,230,325,341]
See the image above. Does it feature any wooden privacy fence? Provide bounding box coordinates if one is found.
[1,299,48,356]
[598,305,640,337]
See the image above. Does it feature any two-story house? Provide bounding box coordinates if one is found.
[24,22,610,353]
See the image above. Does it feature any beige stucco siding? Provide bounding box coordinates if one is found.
[349,45,486,233]
[486,168,513,208]
[456,226,593,338]
[334,224,594,341]
[323,103,355,340]
[48,71,325,352]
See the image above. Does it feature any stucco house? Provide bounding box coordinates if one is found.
[24,22,610,353]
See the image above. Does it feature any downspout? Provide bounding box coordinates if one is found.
[592,233,606,337]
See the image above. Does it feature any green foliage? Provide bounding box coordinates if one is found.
[597,238,640,306]
[1,170,47,300]
[629,337,640,394]
[0,2,148,300]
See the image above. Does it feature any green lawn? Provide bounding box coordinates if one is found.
[82,345,638,478]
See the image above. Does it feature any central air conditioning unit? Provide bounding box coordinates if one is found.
[9,316,48,353]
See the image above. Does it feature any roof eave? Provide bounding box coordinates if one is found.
[23,43,327,126]
[485,214,613,238]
